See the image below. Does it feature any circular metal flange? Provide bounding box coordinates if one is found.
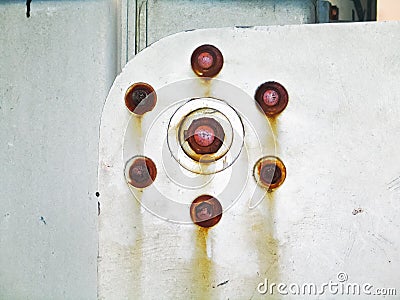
[167,97,244,175]
[121,79,277,222]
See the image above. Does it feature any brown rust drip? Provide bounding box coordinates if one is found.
[202,79,212,98]
[132,116,143,140]
[191,227,213,298]
[251,196,280,287]
[268,116,278,137]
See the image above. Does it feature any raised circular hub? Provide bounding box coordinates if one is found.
[191,45,223,77]
[190,195,222,228]
[254,156,286,190]
[255,81,288,117]
[185,117,225,155]
[124,82,157,115]
[124,156,157,188]
[167,97,244,174]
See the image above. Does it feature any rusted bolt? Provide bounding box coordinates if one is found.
[254,156,286,190]
[184,117,224,155]
[190,195,222,228]
[194,125,215,147]
[191,45,223,77]
[124,82,157,115]
[254,82,288,117]
[125,156,157,188]
[197,52,214,69]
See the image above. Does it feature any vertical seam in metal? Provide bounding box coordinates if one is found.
[126,0,130,62]
[145,0,148,49]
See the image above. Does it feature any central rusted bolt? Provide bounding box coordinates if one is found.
[125,156,157,189]
[197,52,214,69]
[184,117,224,155]
[194,125,215,147]
[263,89,279,106]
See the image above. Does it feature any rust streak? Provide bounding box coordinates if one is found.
[251,195,280,288]
[191,227,213,298]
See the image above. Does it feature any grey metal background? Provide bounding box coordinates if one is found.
[134,0,318,52]
[0,1,119,299]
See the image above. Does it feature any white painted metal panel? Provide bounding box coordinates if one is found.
[99,22,400,299]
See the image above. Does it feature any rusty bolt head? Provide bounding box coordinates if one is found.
[125,82,157,115]
[191,45,223,77]
[263,89,280,106]
[184,117,225,155]
[254,156,286,190]
[125,156,157,189]
[260,163,282,185]
[255,82,288,117]
[190,195,222,228]
[194,125,215,147]
[197,52,214,69]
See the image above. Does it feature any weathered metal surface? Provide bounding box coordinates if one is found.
[133,0,318,53]
[98,22,400,299]
[0,1,119,299]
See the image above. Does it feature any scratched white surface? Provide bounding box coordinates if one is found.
[98,22,400,299]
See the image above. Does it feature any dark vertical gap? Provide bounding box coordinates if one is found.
[26,0,32,18]
[145,0,148,48]
[367,0,377,21]
[352,0,365,21]
[135,0,139,54]
[126,0,130,63]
